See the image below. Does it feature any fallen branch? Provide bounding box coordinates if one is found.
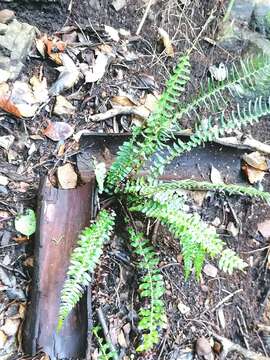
[97,307,119,360]
[213,333,269,360]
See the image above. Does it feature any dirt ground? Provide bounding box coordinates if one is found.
[0,0,270,359]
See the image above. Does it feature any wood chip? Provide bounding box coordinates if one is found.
[57,163,78,189]
[258,219,270,238]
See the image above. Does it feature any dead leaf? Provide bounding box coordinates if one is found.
[0,96,21,117]
[117,330,128,348]
[111,96,135,107]
[14,236,30,244]
[57,163,78,189]
[30,76,49,103]
[54,95,75,115]
[0,175,8,186]
[177,301,191,315]
[217,308,226,329]
[158,28,174,57]
[49,52,63,65]
[210,166,223,184]
[227,222,239,237]
[242,151,268,171]
[105,25,120,42]
[23,256,34,267]
[85,51,111,83]
[43,121,74,141]
[112,0,126,11]
[49,53,80,95]
[242,163,265,184]
[258,219,270,238]
[203,264,218,278]
[209,63,228,81]
[0,135,15,150]
[35,38,46,58]
[1,318,20,336]
[143,93,159,112]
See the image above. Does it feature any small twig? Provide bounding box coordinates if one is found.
[88,106,148,122]
[97,307,119,360]
[210,289,243,313]
[136,0,154,36]
[212,332,269,360]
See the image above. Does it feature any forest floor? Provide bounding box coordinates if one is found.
[0,0,270,359]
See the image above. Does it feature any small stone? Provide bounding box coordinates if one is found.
[196,336,213,357]
[0,9,15,24]
[177,301,191,315]
[0,175,9,186]
[227,222,239,237]
[212,217,221,227]
[1,318,20,336]
[0,330,7,349]
[0,135,14,150]
[258,219,270,238]
[203,264,218,278]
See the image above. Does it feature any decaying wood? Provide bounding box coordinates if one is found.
[23,177,97,359]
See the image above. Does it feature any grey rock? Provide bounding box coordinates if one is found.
[229,0,256,24]
[0,19,37,80]
[251,0,270,37]
[0,186,8,195]
[6,288,26,301]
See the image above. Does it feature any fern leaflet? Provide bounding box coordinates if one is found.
[58,210,115,330]
[129,229,166,351]
[129,198,246,278]
[93,326,118,360]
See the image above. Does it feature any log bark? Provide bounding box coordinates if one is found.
[23,177,97,359]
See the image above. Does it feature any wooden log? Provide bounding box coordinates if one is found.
[23,177,97,359]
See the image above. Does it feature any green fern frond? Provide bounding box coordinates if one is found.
[219,249,247,275]
[129,229,166,352]
[58,210,115,331]
[125,178,270,203]
[105,55,190,190]
[129,198,246,278]
[177,55,270,121]
[93,326,118,360]
[150,96,270,178]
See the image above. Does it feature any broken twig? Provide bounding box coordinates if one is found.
[213,332,269,360]
[136,0,154,36]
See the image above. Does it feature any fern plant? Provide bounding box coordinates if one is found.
[92,326,118,360]
[129,229,167,351]
[58,52,270,353]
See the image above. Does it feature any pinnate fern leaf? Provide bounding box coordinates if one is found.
[58,210,115,330]
[129,198,246,278]
[129,229,166,352]
[106,55,190,189]
[125,178,270,204]
[93,326,118,360]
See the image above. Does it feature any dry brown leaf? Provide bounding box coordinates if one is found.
[49,52,63,65]
[242,151,268,171]
[158,27,174,57]
[242,163,265,184]
[111,96,135,107]
[54,95,75,116]
[0,96,21,117]
[57,163,78,189]
[30,76,49,103]
[14,236,30,244]
[117,330,128,348]
[143,93,159,112]
[43,121,74,141]
[35,38,46,58]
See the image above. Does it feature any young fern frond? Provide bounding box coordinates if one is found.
[129,229,166,352]
[58,210,115,330]
[105,55,190,190]
[177,55,270,121]
[93,326,118,360]
[150,96,270,178]
[129,198,247,278]
[125,178,270,203]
